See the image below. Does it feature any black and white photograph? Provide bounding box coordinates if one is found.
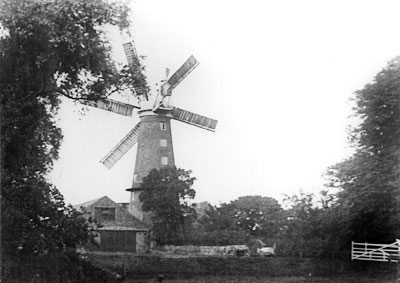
[1,0,400,282]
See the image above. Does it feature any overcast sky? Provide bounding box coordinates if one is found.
[49,0,400,206]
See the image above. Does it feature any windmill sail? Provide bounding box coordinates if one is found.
[84,98,138,116]
[123,41,149,100]
[100,123,141,169]
[161,55,199,96]
[170,107,217,132]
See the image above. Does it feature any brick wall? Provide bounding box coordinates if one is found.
[132,112,176,187]
[129,111,176,220]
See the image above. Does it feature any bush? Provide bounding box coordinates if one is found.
[3,253,122,283]
[186,230,250,246]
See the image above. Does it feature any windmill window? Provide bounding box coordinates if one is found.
[160,122,167,131]
[160,139,167,147]
[161,157,168,165]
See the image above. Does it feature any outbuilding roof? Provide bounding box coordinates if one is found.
[74,196,148,231]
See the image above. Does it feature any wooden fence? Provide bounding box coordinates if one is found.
[351,239,400,262]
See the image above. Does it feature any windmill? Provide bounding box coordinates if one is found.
[87,40,217,220]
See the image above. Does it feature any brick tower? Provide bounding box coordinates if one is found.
[128,109,175,220]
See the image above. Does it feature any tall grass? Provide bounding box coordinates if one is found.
[126,275,396,283]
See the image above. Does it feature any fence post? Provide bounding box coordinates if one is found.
[396,239,400,281]
[366,242,371,260]
[351,241,354,260]
[123,258,127,279]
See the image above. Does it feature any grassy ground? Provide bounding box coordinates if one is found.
[87,253,399,282]
[126,275,397,283]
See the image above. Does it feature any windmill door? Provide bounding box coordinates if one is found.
[99,230,136,253]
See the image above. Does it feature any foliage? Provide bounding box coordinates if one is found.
[201,196,284,237]
[188,229,250,246]
[230,196,284,237]
[326,57,400,244]
[197,196,284,245]
[199,203,237,231]
[281,192,317,257]
[280,191,345,258]
[2,175,93,257]
[0,0,139,102]
[0,0,134,278]
[3,252,122,283]
[139,166,197,245]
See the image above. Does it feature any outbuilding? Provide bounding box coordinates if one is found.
[75,196,149,253]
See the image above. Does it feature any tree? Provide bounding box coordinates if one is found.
[195,202,250,246]
[281,192,316,257]
[281,192,338,258]
[198,195,284,246]
[229,196,283,238]
[139,166,196,245]
[326,57,400,244]
[0,0,134,278]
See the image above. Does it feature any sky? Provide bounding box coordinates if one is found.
[49,0,400,206]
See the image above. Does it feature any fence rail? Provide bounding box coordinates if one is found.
[351,239,400,262]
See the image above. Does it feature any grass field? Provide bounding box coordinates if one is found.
[127,275,397,283]
[87,253,399,282]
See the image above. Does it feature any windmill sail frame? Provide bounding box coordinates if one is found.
[100,123,141,169]
[170,107,217,132]
[161,55,199,96]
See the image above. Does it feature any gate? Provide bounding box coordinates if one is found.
[351,239,400,262]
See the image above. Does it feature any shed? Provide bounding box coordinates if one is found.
[75,196,149,253]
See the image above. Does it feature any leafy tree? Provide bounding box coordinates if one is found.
[230,196,284,237]
[199,202,237,231]
[199,195,284,245]
[0,0,134,278]
[281,192,336,258]
[2,176,92,257]
[139,166,197,245]
[315,190,348,258]
[193,202,250,246]
[281,192,316,257]
[326,57,400,244]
